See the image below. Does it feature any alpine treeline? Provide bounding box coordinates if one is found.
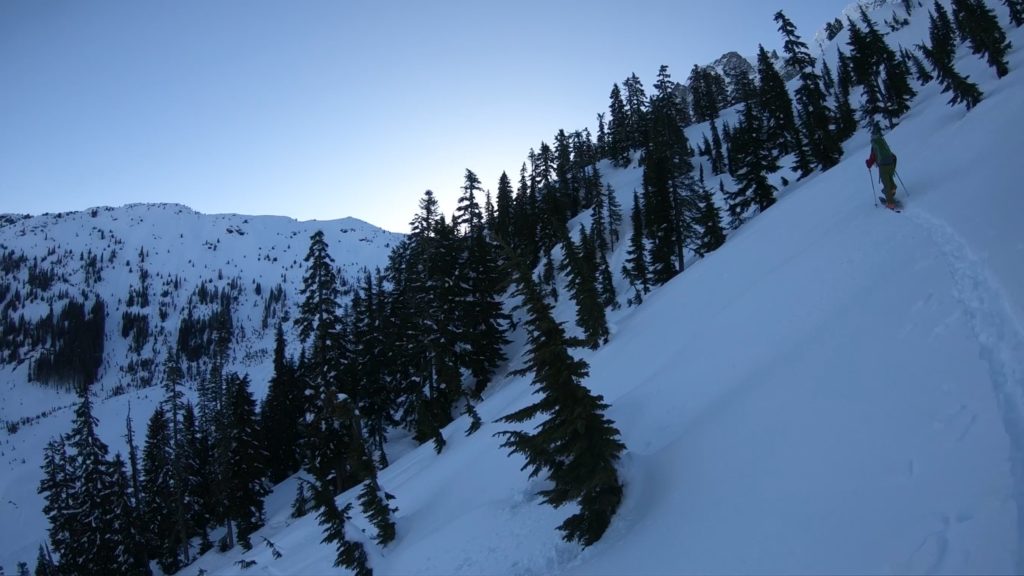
[33,1,1016,573]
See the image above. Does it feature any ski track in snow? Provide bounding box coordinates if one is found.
[907,206,1024,572]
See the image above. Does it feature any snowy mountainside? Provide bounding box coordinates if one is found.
[186,1,1024,573]
[0,203,402,423]
[4,0,1024,573]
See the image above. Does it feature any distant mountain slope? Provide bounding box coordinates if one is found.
[0,202,402,422]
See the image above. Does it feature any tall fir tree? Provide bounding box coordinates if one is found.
[709,120,727,175]
[920,2,985,110]
[643,64,701,284]
[694,178,727,257]
[493,171,515,244]
[776,10,843,172]
[220,372,270,550]
[952,0,1012,78]
[41,391,146,575]
[606,84,631,166]
[725,102,779,228]
[755,45,801,158]
[622,191,650,307]
[605,183,623,250]
[560,227,610,349]
[496,263,625,547]
[834,48,860,142]
[622,73,649,152]
[296,229,363,492]
[260,323,304,483]
[142,405,180,572]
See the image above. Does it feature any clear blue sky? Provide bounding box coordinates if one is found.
[1,0,852,233]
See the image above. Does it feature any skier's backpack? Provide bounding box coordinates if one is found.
[873,136,896,166]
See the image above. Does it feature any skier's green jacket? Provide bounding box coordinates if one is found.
[866,132,898,202]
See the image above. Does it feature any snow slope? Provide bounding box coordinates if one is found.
[4,1,1024,574]
[0,205,403,570]
[186,4,1024,575]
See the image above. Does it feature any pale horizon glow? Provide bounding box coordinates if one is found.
[1,0,851,233]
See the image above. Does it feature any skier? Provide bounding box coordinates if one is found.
[865,125,899,209]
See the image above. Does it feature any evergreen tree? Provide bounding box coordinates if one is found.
[694,179,727,257]
[496,264,625,547]
[595,112,608,156]
[357,473,397,547]
[834,48,859,142]
[776,9,843,172]
[921,2,985,110]
[142,405,179,572]
[220,372,269,550]
[709,120,727,175]
[260,324,304,483]
[181,401,215,554]
[561,227,610,349]
[512,162,539,266]
[493,171,515,244]
[1005,0,1024,26]
[291,481,310,518]
[726,103,779,228]
[108,454,151,575]
[349,271,396,465]
[456,193,510,398]
[605,183,623,250]
[643,64,701,284]
[606,84,631,166]
[296,229,363,491]
[952,0,1012,78]
[846,16,886,126]
[34,544,57,576]
[160,350,192,567]
[755,45,800,158]
[309,481,371,576]
[453,169,485,235]
[122,407,150,571]
[621,191,650,307]
[880,46,917,124]
[622,73,649,151]
[903,46,935,84]
[38,438,71,574]
[43,392,140,575]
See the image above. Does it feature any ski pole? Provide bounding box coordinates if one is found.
[895,170,910,197]
[868,167,877,207]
